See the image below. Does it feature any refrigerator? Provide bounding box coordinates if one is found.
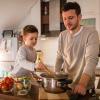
[0,37,18,77]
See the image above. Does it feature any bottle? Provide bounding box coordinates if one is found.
[35,50,44,72]
[44,6,48,15]
[36,50,43,63]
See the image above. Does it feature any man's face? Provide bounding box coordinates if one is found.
[62,10,81,31]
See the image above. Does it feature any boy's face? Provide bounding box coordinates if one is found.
[23,32,38,47]
[62,9,81,31]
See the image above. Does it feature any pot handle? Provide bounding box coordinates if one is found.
[58,79,72,91]
[58,79,72,84]
[70,94,83,100]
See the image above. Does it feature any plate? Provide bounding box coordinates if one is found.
[17,89,28,96]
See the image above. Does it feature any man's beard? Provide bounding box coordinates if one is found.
[70,22,79,31]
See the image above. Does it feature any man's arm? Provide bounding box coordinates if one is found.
[55,53,64,72]
[79,73,90,88]
[74,29,99,95]
[55,33,64,72]
[82,30,99,85]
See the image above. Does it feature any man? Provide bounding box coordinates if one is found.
[55,2,99,99]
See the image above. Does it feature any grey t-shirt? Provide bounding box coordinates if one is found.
[55,26,99,89]
[11,45,37,76]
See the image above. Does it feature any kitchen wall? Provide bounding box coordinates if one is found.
[35,37,58,67]
[49,0,60,31]
[0,0,37,33]
[80,0,100,38]
[18,0,41,35]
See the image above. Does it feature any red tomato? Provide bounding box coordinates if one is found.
[0,82,2,89]
[0,77,14,91]
[4,77,14,84]
[1,83,9,91]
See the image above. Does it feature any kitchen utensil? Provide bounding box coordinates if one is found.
[35,64,56,77]
[40,72,72,93]
[30,72,42,82]
[43,65,55,77]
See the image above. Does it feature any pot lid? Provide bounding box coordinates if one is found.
[40,72,68,79]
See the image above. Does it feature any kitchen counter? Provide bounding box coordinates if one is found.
[0,93,31,100]
[39,87,69,100]
[0,85,98,100]
[0,78,97,100]
[0,83,98,100]
[31,80,70,100]
[31,80,98,100]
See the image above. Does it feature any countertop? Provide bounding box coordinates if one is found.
[0,93,31,100]
[0,77,98,100]
[31,80,69,100]
[0,85,69,100]
[39,87,69,100]
[0,83,98,100]
[0,79,69,100]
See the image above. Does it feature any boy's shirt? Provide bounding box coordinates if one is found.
[11,45,37,76]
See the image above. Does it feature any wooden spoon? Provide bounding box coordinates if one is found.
[43,65,56,77]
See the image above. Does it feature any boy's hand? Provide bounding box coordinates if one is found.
[35,62,47,71]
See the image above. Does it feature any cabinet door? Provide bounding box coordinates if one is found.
[41,1,49,35]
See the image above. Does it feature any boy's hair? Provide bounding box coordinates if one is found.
[23,25,38,35]
[62,2,81,16]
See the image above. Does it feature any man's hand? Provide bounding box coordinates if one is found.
[73,73,91,95]
[73,83,86,95]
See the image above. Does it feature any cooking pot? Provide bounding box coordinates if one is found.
[40,72,72,93]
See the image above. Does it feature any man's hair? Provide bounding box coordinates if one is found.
[62,2,81,15]
[23,25,38,35]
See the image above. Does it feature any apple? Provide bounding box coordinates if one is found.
[16,83,23,90]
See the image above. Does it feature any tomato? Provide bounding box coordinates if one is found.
[4,77,14,84]
[0,77,15,92]
[1,83,9,91]
[0,82,2,89]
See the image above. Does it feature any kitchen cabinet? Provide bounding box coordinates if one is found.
[41,0,66,36]
[41,0,49,35]
[60,0,66,31]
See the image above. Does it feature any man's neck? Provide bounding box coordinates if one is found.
[69,25,81,35]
